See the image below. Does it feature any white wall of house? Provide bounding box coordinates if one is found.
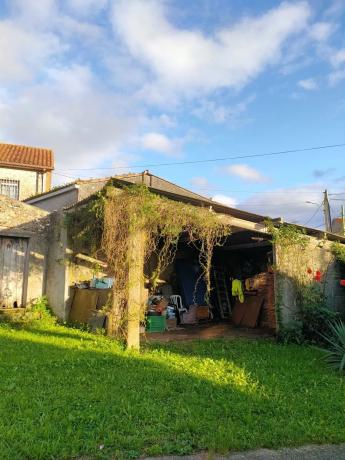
[0,167,50,200]
[28,188,79,212]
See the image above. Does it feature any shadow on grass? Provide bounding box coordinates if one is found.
[0,328,344,460]
[24,324,103,343]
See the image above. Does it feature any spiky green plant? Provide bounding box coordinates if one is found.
[321,320,345,372]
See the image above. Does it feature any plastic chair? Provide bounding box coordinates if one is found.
[169,295,187,323]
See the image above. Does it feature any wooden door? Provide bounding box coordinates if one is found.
[0,237,28,308]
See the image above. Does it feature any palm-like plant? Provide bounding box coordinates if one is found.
[321,320,345,372]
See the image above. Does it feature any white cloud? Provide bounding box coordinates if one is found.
[9,0,58,24]
[298,78,318,90]
[190,176,212,188]
[239,185,324,225]
[329,69,345,86]
[158,114,176,128]
[112,0,311,95]
[0,20,62,83]
[212,194,237,208]
[309,22,335,42]
[0,0,106,85]
[65,0,108,16]
[330,48,345,67]
[325,0,345,18]
[0,65,136,174]
[141,132,182,156]
[223,164,269,183]
[193,95,256,125]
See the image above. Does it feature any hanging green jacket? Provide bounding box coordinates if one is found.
[232,279,244,303]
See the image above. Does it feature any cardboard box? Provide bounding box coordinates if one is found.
[196,305,210,320]
[166,318,177,330]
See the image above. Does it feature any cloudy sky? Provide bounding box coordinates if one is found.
[1,0,345,227]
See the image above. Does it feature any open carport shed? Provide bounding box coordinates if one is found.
[21,171,345,348]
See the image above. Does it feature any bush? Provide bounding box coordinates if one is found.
[0,297,56,327]
[299,304,338,344]
[320,320,345,372]
[277,321,304,345]
[298,284,338,345]
[26,296,56,324]
[277,284,339,345]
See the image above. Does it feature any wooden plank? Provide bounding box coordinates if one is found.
[69,289,99,323]
[0,237,27,308]
[241,296,265,328]
[232,300,247,326]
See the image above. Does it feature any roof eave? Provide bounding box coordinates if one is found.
[25,183,79,203]
[0,161,54,172]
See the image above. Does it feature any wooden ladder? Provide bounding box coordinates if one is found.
[212,269,231,319]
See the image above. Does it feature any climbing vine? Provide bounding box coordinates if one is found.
[67,183,231,338]
[265,219,338,342]
[64,191,106,256]
[331,242,345,273]
[265,220,310,284]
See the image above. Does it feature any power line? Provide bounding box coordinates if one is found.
[50,172,330,208]
[55,142,345,171]
[49,175,338,197]
[195,186,316,194]
[53,171,78,179]
[303,203,323,226]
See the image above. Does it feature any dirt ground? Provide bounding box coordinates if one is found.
[142,322,273,343]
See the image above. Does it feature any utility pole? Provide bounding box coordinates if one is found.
[342,205,345,236]
[323,190,333,233]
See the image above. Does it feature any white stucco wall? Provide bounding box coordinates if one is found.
[0,167,48,200]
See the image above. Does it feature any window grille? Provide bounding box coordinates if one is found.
[0,179,20,200]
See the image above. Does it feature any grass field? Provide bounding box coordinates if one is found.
[0,322,344,459]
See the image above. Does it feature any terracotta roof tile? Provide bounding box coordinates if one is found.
[0,143,54,171]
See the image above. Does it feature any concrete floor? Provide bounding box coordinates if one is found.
[142,322,273,343]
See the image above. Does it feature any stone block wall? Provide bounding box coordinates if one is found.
[0,195,51,305]
[275,236,345,326]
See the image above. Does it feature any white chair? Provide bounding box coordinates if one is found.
[169,295,187,323]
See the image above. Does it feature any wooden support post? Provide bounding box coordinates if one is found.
[126,229,146,350]
[107,289,121,337]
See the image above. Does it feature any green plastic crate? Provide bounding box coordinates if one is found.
[146,315,166,332]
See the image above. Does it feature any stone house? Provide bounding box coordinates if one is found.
[0,196,51,308]
[0,194,100,314]
[0,143,54,200]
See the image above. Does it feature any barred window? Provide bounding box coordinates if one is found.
[0,179,20,200]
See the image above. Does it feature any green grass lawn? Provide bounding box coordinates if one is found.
[0,323,344,460]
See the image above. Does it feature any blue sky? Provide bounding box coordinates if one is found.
[0,0,345,227]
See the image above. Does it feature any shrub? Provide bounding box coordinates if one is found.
[277,321,304,345]
[0,297,56,327]
[298,284,338,344]
[26,296,56,324]
[320,320,345,372]
[299,304,338,344]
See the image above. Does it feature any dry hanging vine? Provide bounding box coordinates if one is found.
[102,185,230,336]
[66,183,231,338]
